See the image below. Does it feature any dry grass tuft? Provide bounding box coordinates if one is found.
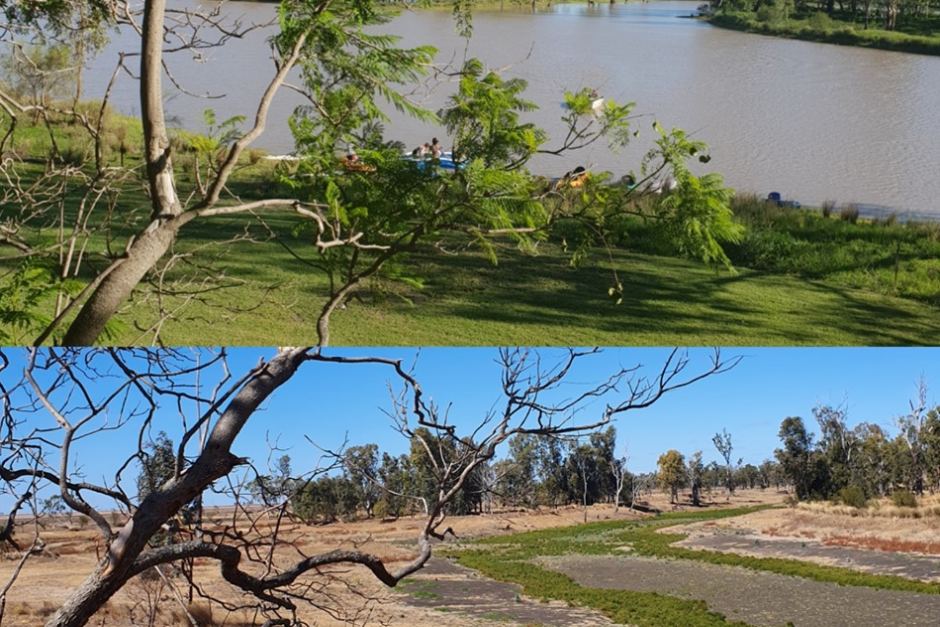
[797,494,940,520]
[187,602,214,626]
[185,602,259,627]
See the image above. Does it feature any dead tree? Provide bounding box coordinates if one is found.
[611,447,629,513]
[712,428,737,498]
[686,451,704,507]
[0,347,736,626]
[574,446,591,523]
[630,472,656,513]
[896,379,929,495]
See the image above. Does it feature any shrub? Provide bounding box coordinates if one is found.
[837,485,868,508]
[68,100,116,129]
[373,497,389,520]
[185,603,254,627]
[821,200,835,218]
[549,217,598,262]
[38,601,57,617]
[806,11,833,30]
[839,204,860,224]
[735,229,799,270]
[57,143,88,167]
[246,147,266,165]
[891,490,917,508]
[729,192,784,224]
[756,6,777,23]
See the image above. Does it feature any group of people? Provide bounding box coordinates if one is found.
[411,137,444,159]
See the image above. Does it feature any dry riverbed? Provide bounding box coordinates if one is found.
[5,492,939,626]
[670,503,940,581]
[539,553,940,627]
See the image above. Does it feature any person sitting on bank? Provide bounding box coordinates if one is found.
[564,165,586,180]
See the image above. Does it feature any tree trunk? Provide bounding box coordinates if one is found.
[45,567,130,627]
[61,0,182,346]
[62,223,180,344]
[46,349,307,626]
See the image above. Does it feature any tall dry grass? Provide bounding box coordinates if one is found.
[798,494,940,519]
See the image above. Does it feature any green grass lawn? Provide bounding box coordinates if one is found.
[449,505,939,627]
[4,206,940,346]
[94,208,937,345]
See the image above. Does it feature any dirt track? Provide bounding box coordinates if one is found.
[541,554,940,627]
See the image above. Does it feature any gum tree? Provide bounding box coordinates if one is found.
[657,449,686,504]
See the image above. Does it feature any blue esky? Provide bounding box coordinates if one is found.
[3,347,938,510]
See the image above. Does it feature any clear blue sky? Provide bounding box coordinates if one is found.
[4,348,938,511]
[221,347,937,471]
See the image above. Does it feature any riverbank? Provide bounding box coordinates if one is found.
[2,108,938,345]
[618,195,940,308]
[710,12,940,56]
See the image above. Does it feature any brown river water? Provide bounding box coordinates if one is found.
[83,1,940,218]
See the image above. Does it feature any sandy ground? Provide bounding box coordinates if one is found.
[0,503,656,627]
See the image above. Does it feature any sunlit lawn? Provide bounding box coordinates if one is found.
[107,212,939,345]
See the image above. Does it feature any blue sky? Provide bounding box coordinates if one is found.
[3,348,938,511]
[227,347,937,471]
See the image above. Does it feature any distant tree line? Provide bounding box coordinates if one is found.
[127,385,938,528]
[654,432,786,507]
[717,0,940,31]
[250,427,641,523]
[774,384,940,506]
[242,424,794,525]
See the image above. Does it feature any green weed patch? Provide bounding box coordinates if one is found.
[451,506,939,627]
